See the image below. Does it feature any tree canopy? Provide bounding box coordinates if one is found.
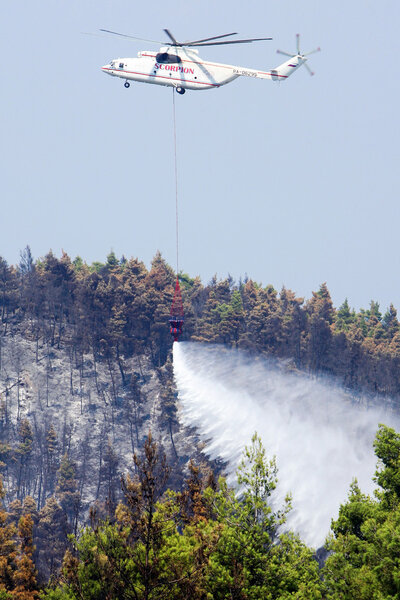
[1,249,399,397]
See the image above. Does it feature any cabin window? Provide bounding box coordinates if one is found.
[156,53,182,64]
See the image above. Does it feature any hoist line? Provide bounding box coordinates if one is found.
[169,89,184,343]
[172,89,179,275]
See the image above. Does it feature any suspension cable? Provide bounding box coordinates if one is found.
[172,89,179,275]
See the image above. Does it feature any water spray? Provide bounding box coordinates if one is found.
[173,341,398,548]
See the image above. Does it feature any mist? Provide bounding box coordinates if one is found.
[173,341,398,548]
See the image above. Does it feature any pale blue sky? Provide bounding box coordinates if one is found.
[1,0,399,312]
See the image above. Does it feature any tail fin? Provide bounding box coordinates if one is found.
[270,55,307,81]
[272,35,321,80]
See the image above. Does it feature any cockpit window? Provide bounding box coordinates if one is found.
[156,53,182,64]
[119,62,124,69]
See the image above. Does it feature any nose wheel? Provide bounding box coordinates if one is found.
[124,81,130,88]
[176,87,185,95]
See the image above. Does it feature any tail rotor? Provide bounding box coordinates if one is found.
[277,34,321,76]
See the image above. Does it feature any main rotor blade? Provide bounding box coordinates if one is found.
[164,29,180,45]
[83,32,114,38]
[276,49,293,57]
[100,29,163,44]
[189,37,272,47]
[304,47,321,56]
[184,32,238,45]
[304,62,315,76]
[296,33,301,55]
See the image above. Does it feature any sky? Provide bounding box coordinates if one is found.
[1,0,400,312]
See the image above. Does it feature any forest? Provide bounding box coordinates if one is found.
[1,247,400,598]
[1,247,400,397]
[2,425,400,599]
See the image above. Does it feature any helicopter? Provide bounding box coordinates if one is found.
[100,29,320,94]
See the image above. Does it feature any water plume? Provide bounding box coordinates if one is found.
[173,341,398,548]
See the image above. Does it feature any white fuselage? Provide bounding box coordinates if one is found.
[101,46,300,91]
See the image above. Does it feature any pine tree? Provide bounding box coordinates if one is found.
[0,477,17,593]
[335,298,355,331]
[55,455,80,535]
[116,431,170,598]
[306,283,334,372]
[99,438,119,515]
[11,514,38,600]
[382,304,400,339]
[14,420,33,500]
[35,498,68,583]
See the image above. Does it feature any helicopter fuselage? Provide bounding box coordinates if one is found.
[101,46,297,91]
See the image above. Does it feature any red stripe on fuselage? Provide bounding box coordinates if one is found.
[102,67,220,87]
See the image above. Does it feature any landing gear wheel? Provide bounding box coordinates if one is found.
[176,87,186,95]
[124,81,130,88]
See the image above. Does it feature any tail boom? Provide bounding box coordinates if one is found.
[267,55,306,80]
[233,55,306,82]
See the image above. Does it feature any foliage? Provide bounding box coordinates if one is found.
[6,422,400,599]
[0,477,38,599]
[2,249,400,595]
[40,432,322,600]
[1,248,400,396]
[323,424,400,599]
[200,434,320,600]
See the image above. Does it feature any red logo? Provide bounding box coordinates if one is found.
[155,63,194,75]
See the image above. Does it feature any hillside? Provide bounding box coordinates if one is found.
[2,247,400,396]
[0,327,213,582]
[1,247,400,589]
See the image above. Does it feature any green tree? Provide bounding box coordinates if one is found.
[335,298,355,332]
[204,433,321,599]
[373,423,400,508]
[323,424,400,599]
[55,456,80,535]
[212,289,244,346]
[0,257,18,326]
[382,304,399,339]
[105,251,119,271]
